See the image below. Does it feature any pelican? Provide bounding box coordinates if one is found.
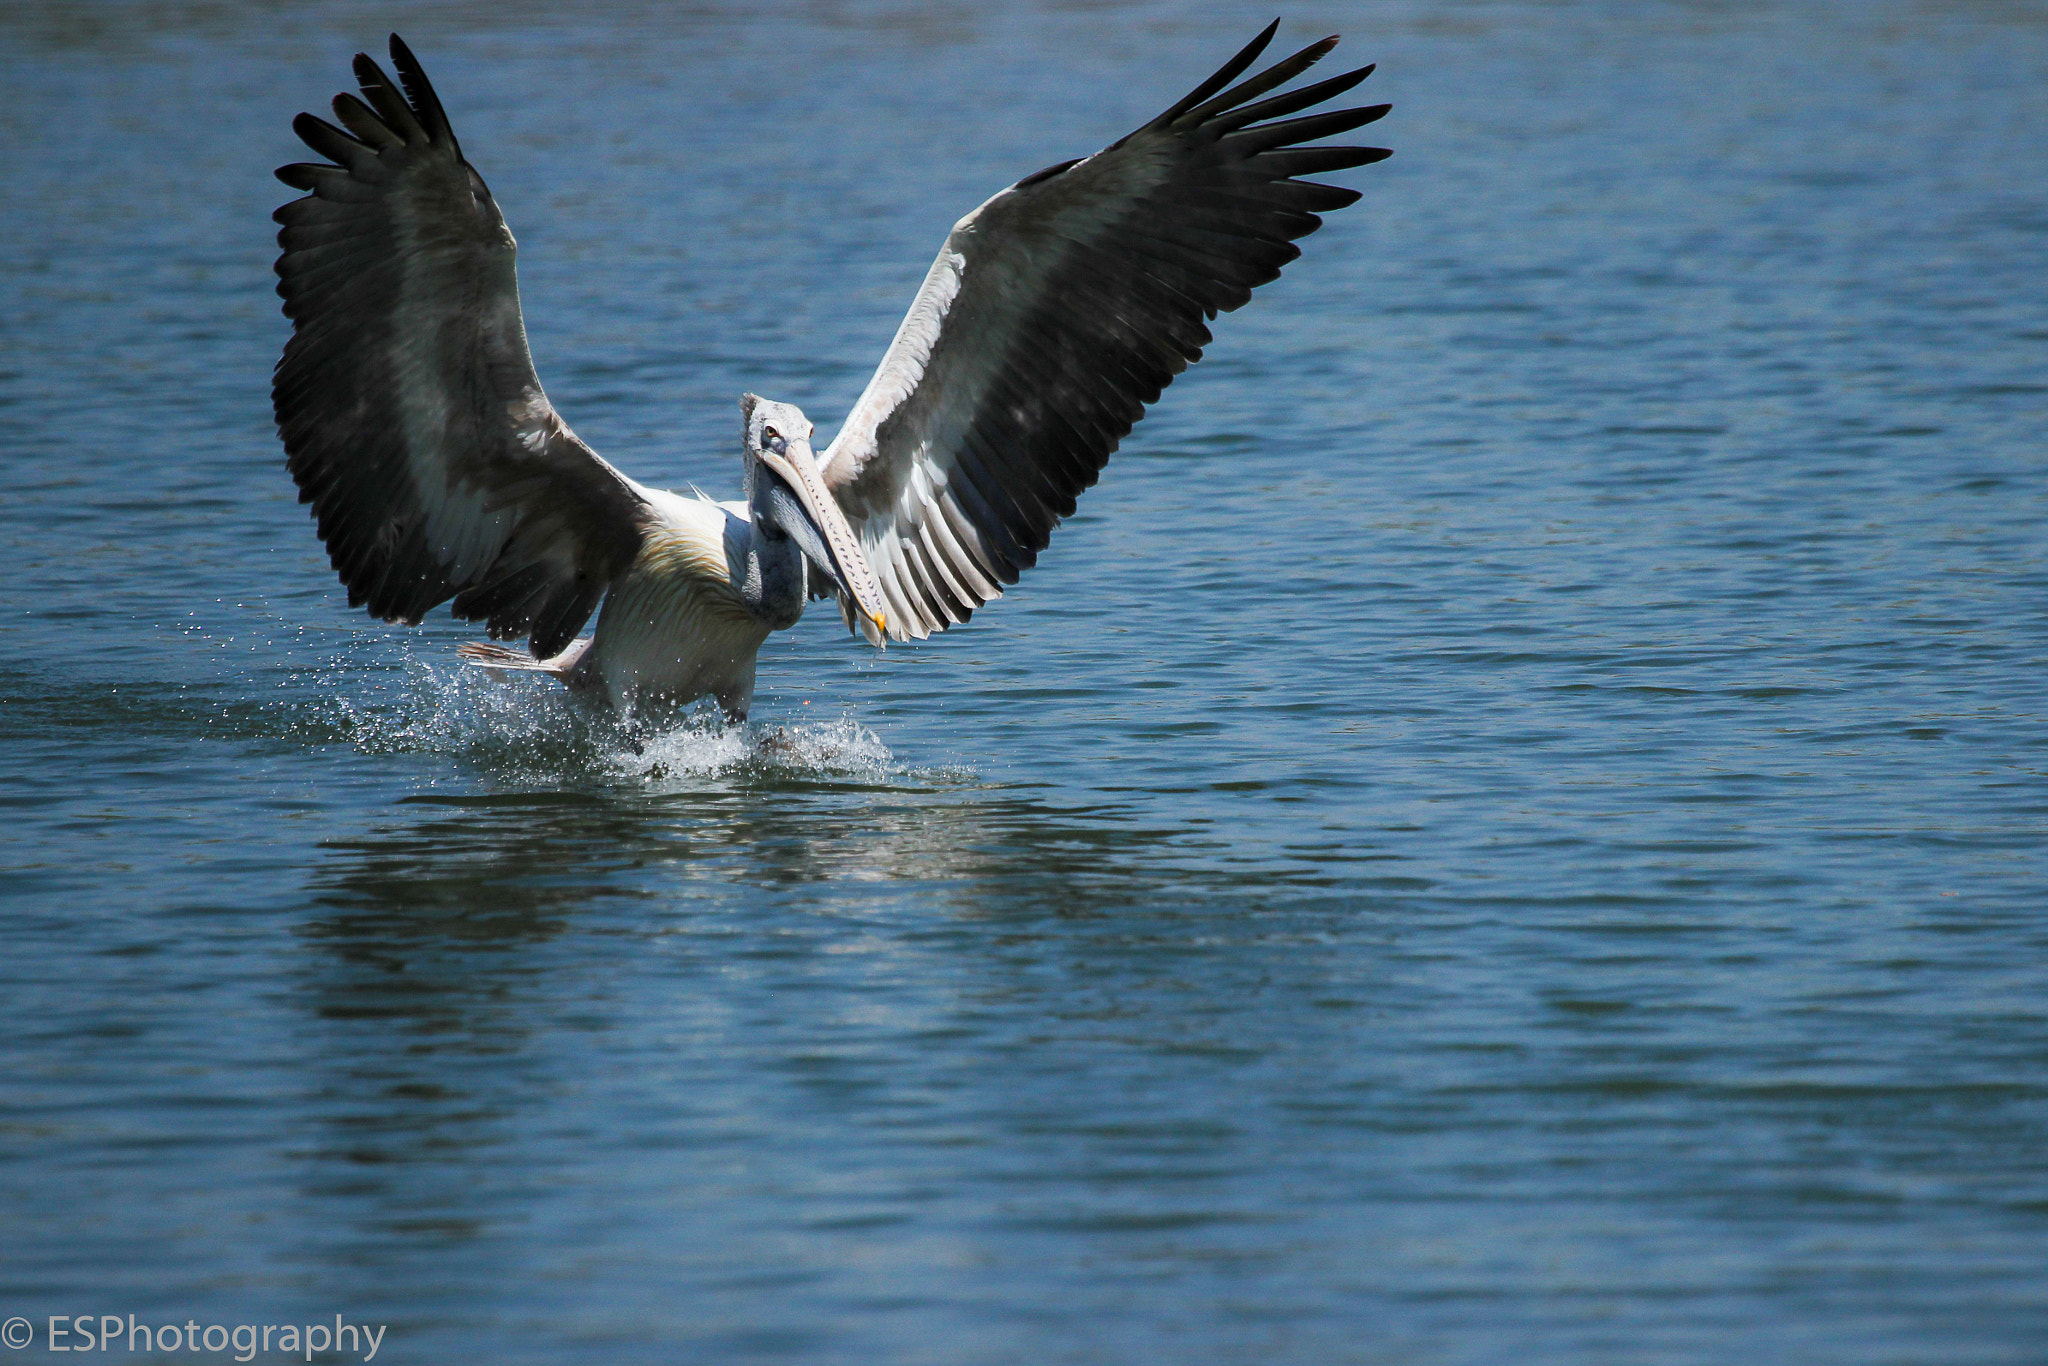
[273,25,1390,720]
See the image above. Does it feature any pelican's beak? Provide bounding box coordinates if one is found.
[756,438,891,647]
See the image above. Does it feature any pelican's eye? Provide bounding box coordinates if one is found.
[762,426,787,456]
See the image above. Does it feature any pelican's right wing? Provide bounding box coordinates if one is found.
[819,24,1390,641]
[273,36,648,659]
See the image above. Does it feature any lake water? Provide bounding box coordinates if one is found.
[2,1,2045,1361]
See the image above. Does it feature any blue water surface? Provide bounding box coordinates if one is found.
[2,1,2045,1362]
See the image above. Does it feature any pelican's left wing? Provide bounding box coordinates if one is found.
[819,24,1389,641]
[272,36,649,659]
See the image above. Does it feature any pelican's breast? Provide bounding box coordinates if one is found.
[582,493,773,709]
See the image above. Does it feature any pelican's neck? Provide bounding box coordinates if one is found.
[727,504,807,631]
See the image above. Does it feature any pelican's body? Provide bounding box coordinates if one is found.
[460,408,858,718]
[454,494,778,716]
[271,28,1391,719]
[573,491,776,716]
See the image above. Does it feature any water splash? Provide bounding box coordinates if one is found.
[317,651,901,788]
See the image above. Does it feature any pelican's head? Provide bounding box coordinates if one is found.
[740,394,889,645]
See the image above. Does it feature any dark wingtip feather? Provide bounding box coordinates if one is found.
[350,52,427,145]
[1295,182,1363,211]
[1264,144,1394,170]
[1211,63,1376,134]
[1228,103,1394,155]
[387,33,458,151]
[1153,19,1281,127]
[291,110,375,171]
[1177,37,1340,130]
[292,109,352,148]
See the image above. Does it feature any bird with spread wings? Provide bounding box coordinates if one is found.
[272,23,1391,720]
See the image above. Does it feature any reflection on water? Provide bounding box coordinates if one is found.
[303,784,1193,931]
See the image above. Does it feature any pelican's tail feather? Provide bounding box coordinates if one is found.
[458,637,591,677]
